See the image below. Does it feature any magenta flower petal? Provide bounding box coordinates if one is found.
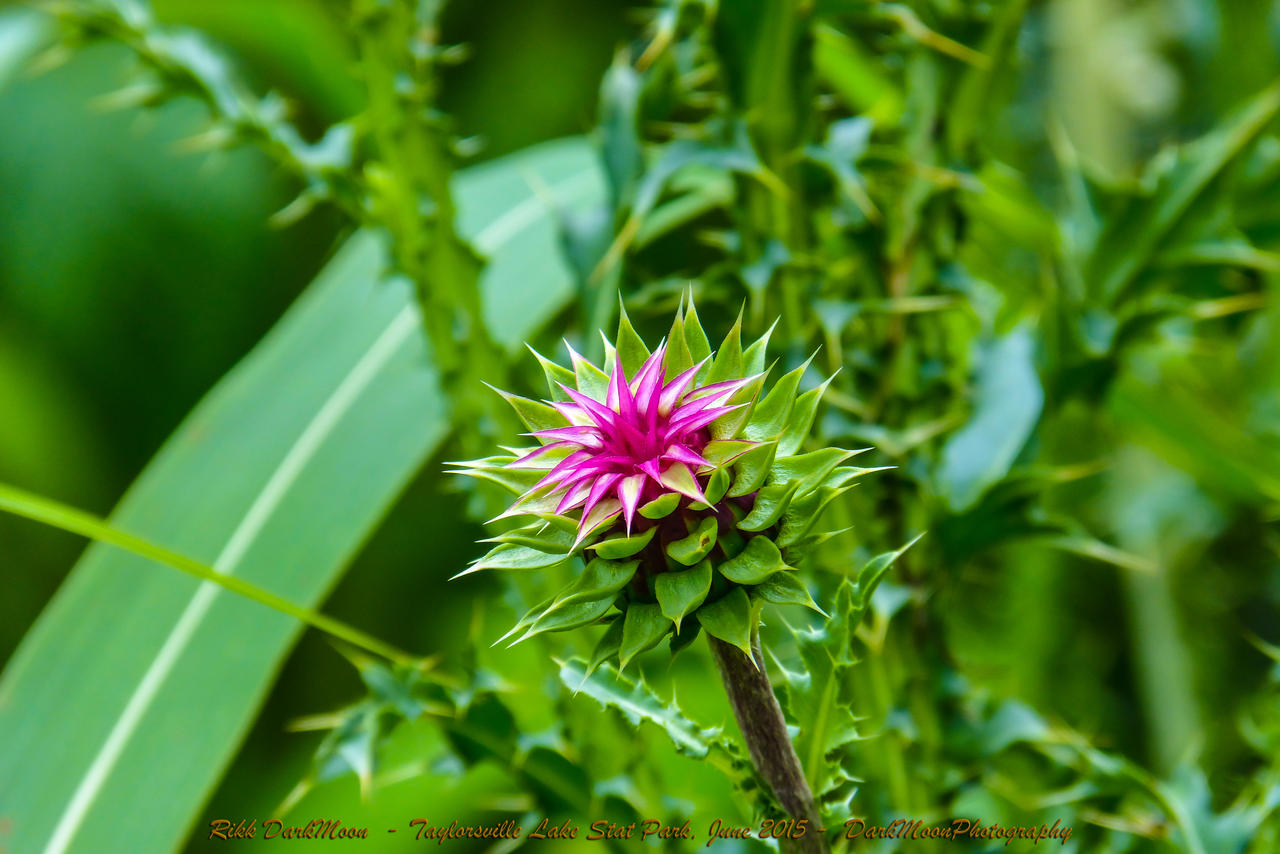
[685,374,758,402]
[496,342,759,543]
[559,384,618,429]
[606,352,637,420]
[630,344,667,417]
[573,500,622,550]
[581,471,623,519]
[669,402,746,436]
[529,449,596,492]
[639,458,664,483]
[616,473,646,533]
[658,462,707,504]
[550,401,594,427]
[528,426,604,448]
[658,357,710,415]
[510,440,576,468]
[661,444,712,470]
[555,480,593,514]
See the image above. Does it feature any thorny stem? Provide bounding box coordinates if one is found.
[709,633,829,854]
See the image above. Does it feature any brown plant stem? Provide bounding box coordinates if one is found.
[708,633,829,854]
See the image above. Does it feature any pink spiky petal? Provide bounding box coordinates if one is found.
[658,356,711,415]
[661,444,712,470]
[497,339,760,547]
[658,462,707,504]
[509,440,576,468]
[617,473,646,533]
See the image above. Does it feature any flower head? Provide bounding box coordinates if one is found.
[453,298,871,668]
[508,342,758,547]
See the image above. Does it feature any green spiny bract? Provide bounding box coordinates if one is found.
[451,298,884,671]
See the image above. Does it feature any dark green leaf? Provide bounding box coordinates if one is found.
[756,572,826,615]
[936,327,1043,512]
[553,557,640,608]
[697,588,754,655]
[655,560,713,631]
[638,491,680,520]
[615,301,651,377]
[706,309,744,386]
[744,355,812,441]
[559,660,716,758]
[666,516,719,566]
[729,440,778,497]
[718,536,790,585]
[737,481,800,532]
[518,596,616,643]
[619,603,671,669]
[588,527,656,559]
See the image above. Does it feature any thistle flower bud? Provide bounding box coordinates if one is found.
[452,299,875,671]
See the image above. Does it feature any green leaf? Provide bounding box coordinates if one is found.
[634,169,734,250]
[666,516,719,566]
[454,455,549,495]
[737,481,800,532]
[0,137,605,854]
[854,533,924,613]
[665,306,695,381]
[779,527,849,564]
[706,309,744,385]
[744,355,812,441]
[598,53,642,210]
[711,370,768,441]
[782,581,859,799]
[517,596,617,644]
[615,301,650,377]
[771,447,857,496]
[778,375,834,456]
[619,603,670,668]
[756,572,826,616]
[493,389,570,432]
[697,588,754,655]
[482,522,575,554]
[587,526,655,559]
[494,594,557,647]
[655,560,713,631]
[457,543,571,577]
[553,557,640,609]
[936,327,1043,512]
[776,484,852,548]
[558,660,716,757]
[527,345,576,401]
[742,319,777,375]
[812,23,902,123]
[718,536,790,585]
[1086,81,1280,305]
[568,343,610,400]
[638,491,680,519]
[683,299,713,367]
[702,467,732,506]
[729,440,778,497]
[0,483,412,665]
[701,439,754,468]
[583,619,624,681]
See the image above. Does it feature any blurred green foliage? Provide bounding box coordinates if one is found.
[2,0,1280,852]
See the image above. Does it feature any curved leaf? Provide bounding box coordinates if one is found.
[0,137,605,854]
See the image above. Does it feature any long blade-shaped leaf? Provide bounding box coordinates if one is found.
[0,137,603,854]
[0,482,413,665]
